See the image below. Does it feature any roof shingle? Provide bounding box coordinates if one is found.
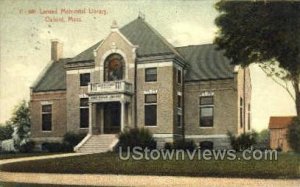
[269,116,295,129]
[176,44,235,81]
[33,59,69,92]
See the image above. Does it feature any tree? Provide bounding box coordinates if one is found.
[0,122,13,141]
[214,1,300,116]
[10,100,31,145]
[287,117,300,152]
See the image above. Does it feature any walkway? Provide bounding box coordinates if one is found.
[0,153,299,186]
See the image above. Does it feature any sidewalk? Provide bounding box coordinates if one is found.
[1,153,300,186]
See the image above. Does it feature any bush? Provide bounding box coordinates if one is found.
[41,132,86,153]
[254,129,270,150]
[287,117,300,152]
[118,128,156,151]
[228,131,258,151]
[19,141,35,153]
[173,140,196,151]
[42,142,72,153]
[0,123,13,141]
[63,132,86,148]
[163,140,196,151]
[164,142,173,150]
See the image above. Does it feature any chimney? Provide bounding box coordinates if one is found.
[51,39,63,61]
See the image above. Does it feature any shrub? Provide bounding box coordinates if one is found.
[63,132,86,148]
[173,140,196,151]
[254,129,270,150]
[287,117,300,152]
[19,141,35,153]
[163,140,196,151]
[118,128,156,151]
[41,132,86,153]
[42,142,72,153]
[228,131,257,151]
[164,142,173,150]
[0,123,13,141]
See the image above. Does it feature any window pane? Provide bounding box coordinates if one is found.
[80,98,89,107]
[42,105,52,113]
[145,68,157,82]
[146,68,157,74]
[200,117,213,127]
[145,105,157,126]
[177,69,182,84]
[145,94,157,103]
[80,108,89,128]
[200,107,213,127]
[177,114,181,127]
[42,114,52,131]
[80,73,90,86]
[200,107,213,117]
[200,96,213,105]
[177,95,182,108]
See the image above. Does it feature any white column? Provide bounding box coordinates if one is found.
[121,101,125,131]
[88,102,93,134]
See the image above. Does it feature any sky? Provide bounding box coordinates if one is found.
[0,0,296,131]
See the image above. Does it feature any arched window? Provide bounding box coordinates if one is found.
[104,53,125,81]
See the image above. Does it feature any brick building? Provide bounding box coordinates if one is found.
[30,17,252,152]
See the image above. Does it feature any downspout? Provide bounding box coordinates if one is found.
[243,68,246,133]
[182,68,185,140]
[134,59,138,128]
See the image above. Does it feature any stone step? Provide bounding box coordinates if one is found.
[75,134,118,153]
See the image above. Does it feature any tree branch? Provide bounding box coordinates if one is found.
[259,65,295,101]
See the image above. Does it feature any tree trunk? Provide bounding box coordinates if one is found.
[292,77,300,117]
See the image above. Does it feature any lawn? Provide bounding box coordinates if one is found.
[0,152,60,160]
[1,152,299,179]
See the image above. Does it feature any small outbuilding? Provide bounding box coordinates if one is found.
[269,116,294,152]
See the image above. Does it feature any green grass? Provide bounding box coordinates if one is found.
[1,152,299,179]
[0,152,59,160]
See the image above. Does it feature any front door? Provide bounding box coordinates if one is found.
[104,102,121,134]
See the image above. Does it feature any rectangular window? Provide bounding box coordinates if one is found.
[177,69,182,84]
[177,114,182,127]
[199,96,214,127]
[240,97,243,128]
[42,104,52,131]
[145,94,157,126]
[145,68,157,82]
[80,73,90,86]
[80,98,89,128]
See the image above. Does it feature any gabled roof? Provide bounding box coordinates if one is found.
[68,17,182,64]
[120,17,182,58]
[33,58,69,92]
[176,44,235,81]
[269,116,295,129]
[32,18,237,93]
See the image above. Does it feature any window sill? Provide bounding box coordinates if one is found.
[79,127,89,129]
[145,125,157,127]
[42,130,52,132]
[199,126,213,129]
[145,81,157,83]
